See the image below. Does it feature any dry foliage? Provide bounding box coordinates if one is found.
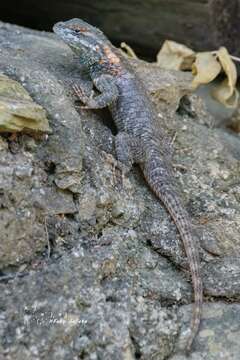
[156,40,195,71]
[157,41,239,108]
[120,39,239,109]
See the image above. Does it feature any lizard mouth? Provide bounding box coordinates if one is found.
[53,21,65,34]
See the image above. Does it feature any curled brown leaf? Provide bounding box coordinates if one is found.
[211,47,239,108]
[156,40,195,71]
[192,52,221,89]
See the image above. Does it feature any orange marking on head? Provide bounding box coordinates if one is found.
[103,46,120,65]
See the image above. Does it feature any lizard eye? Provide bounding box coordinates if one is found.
[71,27,88,34]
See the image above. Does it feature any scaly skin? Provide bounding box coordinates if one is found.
[53,18,203,352]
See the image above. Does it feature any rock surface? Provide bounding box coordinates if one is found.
[0,22,240,360]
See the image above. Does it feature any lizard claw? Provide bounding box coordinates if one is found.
[72,83,85,100]
[72,84,95,108]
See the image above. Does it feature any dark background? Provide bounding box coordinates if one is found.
[0,0,239,59]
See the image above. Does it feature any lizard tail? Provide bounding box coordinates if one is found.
[143,167,203,352]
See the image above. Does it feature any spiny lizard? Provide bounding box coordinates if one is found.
[53,18,203,352]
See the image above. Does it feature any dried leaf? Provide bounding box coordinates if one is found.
[212,79,239,108]
[192,52,221,89]
[156,40,195,70]
[120,42,138,59]
[212,47,239,108]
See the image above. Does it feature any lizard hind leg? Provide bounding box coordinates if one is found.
[115,132,144,175]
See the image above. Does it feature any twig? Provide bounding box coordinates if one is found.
[170,131,177,146]
[229,55,240,63]
[211,51,240,63]
[44,217,51,259]
[120,42,138,59]
[0,272,29,282]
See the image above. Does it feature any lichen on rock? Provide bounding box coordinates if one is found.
[0,73,51,133]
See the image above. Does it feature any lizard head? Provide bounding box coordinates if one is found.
[53,18,109,65]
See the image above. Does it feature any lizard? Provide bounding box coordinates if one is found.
[53,18,203,352]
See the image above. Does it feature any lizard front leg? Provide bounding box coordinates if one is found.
[73,74,119,109]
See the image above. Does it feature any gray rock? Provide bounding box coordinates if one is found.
[172,303,240,359]
[0,242,179,360]
[203,256,240,299]
[0,21,240,360]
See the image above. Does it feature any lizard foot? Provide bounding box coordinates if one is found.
[72,83,94,108]
[103,152,127,189]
